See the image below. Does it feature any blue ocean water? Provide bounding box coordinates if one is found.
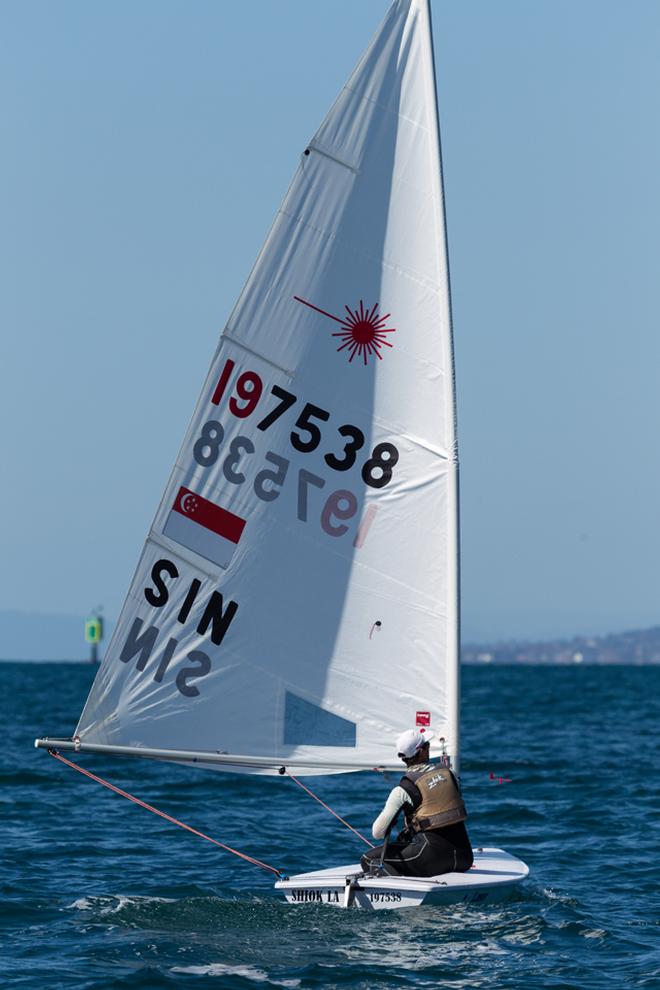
[2,662,658,989]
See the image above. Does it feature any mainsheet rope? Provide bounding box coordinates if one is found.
[48,750,285,878]
[285,771,375,848]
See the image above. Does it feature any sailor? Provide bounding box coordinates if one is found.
[360,728,474,878]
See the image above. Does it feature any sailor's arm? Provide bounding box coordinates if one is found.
[372,785,413,839]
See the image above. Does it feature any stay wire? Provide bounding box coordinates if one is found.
[48,749,286,878]
[285,771,375,848]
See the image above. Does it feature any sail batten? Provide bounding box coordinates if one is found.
[58,0,460,776]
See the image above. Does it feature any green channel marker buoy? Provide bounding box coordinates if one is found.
[85,613,104,663]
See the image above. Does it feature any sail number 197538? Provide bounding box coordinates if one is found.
[209,357,399,489]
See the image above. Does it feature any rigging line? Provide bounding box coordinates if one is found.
[285,772,374,848]
[48,750,285,879]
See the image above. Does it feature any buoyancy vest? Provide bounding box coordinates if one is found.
[402,763,467,832]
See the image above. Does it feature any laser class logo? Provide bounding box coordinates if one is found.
[294,295,396,365]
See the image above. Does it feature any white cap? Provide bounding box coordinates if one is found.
[396,728,435,759]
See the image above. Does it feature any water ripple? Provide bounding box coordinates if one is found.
[2,662,658,990]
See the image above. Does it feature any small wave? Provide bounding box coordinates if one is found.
[171,964,300,986]
[540,886,579,907]
[65,891,293,934]
[68,894,175,916]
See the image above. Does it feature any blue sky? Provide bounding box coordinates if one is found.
[1,0,659,651]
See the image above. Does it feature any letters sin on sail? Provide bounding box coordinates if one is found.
[75,0,459,775]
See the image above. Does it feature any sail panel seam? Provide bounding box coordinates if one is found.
[220,332,296,378]
[343,84,433,134]
[277,206,447,303]
[142,533,220,583]
[306,142,359,173]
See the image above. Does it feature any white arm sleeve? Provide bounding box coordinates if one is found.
[372,785,413,839]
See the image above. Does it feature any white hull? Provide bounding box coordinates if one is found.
[275,847,528,910]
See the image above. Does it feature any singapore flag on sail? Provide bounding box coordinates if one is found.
[163,487,246,569]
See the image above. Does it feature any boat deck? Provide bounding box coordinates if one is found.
[275,846,529,909]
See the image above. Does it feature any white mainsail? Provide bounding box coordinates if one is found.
[63,0,460,775]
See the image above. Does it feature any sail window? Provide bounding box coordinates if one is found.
[284,692,356,748]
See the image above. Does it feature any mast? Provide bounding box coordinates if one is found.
[423,0,461,774]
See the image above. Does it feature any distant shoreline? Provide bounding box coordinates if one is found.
[463,625,660,665]
[3,621,658,666]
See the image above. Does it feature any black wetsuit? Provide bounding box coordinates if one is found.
[360,776,473,878]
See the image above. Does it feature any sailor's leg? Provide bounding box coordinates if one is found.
[394,832,459,877]
[360,841,407,876]
[454,822,474,870]
[439,822,474,871]
[361,825,474,878]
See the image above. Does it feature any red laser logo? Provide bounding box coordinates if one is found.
[294,295,396,365]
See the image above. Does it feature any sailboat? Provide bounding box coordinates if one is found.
[35,0,528,910]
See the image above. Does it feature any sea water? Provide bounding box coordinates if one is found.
[1,662,658,989]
